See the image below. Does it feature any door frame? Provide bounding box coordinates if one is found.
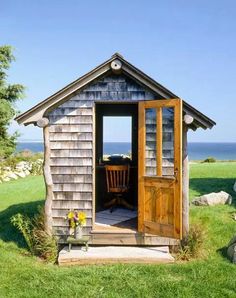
[92,101,139,230]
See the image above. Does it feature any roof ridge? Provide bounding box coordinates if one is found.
[111,52,124,59]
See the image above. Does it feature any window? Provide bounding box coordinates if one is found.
[103,116,132,161]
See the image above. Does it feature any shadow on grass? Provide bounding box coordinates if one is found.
[0,200,44,248]
[190,178,236,207]
[216,246,233,264]
[217,246,229,260]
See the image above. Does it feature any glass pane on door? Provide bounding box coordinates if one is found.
[145,108,157,176]
[162,107,174,176]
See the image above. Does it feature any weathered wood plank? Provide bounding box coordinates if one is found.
[53,183,92,192]
[50,158,92,166]
[90,233,179,246]
[53,192,92,200]
[50,141,92,150]
[49,108,93,116]
[49,115,92,125]
[50,166,92,175]
[50,149,93,158]
[52,209,92,218]
[76,91,102,101]
[52,174,92,183]
[49,124,92,133]
[59,100,94,108]
[42,125,54,235]
[52,200,92,209]
[49,132,92,141]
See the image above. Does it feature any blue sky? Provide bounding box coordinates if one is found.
[1,0,236,142]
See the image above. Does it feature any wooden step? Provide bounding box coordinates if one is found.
[90,231,179,246]
[58,246,175,266]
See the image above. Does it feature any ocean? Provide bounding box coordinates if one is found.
[16,142,236,161]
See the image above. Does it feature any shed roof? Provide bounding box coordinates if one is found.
[15,53,215,130]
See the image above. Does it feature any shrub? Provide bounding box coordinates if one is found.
[11,207,58,263]
[30,159,43,175]
[202,157,216,163]
[177,224,206,260]
[11,213,34,254]
[32,208,58,263]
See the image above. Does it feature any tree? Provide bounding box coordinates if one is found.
[0,45,24,158]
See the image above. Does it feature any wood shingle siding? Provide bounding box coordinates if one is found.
[49,132,92,141]
[53,192,92,200]
[53,184,92,192]
[50,166,92,175]
[51,174,93,184]
[49,124,92,133]
[52,200,93,209]
[48,73,160,238]
[50,149,93,158]
[50,141,92,150]
[52,209,92,217]
[50,158,92,167]
[49,115,93,125]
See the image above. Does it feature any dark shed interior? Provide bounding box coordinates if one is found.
[95,103,138,212]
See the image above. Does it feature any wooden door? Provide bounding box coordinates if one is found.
[138,99,182,239]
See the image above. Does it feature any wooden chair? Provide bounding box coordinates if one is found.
[105,165,134,212]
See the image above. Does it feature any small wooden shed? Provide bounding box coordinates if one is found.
[16,53,215,246]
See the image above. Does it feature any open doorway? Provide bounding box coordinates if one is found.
[95,103,138,231]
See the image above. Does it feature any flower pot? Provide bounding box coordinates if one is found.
[74,226,83,239]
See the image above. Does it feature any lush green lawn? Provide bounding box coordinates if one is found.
[0,163,236,297]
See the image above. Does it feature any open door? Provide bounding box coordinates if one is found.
[138,99,182,239]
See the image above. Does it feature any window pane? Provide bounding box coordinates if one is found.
[162,107,174,176]
[145,108,157,176]
[103,116,132,161]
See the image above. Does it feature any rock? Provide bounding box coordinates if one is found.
[3,166,11,171]
[15,171,26,178]
[233,181,236,193]
[2,176,10,182]
[24,169,30,176]
[192,191,232,206]
[227,235,236,264]
[6,172,18,180]
[15,161,29,170]
[27,163,33,170]
[0,158,43,183]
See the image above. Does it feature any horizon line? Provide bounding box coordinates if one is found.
[17,139,236,143]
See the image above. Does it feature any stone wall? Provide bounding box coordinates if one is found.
[0,159,43,182]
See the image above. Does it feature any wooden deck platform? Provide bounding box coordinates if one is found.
[90,231,179,246]
[58,246,175,266]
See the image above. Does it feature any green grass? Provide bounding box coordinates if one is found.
[0,164,236,297]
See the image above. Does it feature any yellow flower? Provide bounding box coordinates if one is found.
[78,212,86,226]
[67,211,74,219]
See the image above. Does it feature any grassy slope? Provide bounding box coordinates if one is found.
[0,164,236,298]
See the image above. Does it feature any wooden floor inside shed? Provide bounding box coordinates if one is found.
[91,208,179,246]
[94,208,137,232]
[94,218,137,232]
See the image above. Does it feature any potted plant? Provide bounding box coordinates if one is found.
[65,210,86,239]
